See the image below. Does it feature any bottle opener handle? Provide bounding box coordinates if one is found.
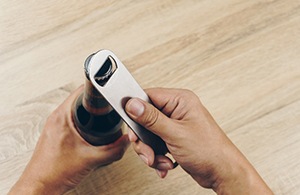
[88,50,168,155]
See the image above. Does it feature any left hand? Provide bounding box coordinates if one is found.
[9,86,130,195]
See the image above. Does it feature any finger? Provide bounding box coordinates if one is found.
[128,127,157,168]
[152,155,174,170]
[125,98,175,139]
[131,139,155,166]
[106,135,129,162]
[146,88,196,118]
[92,134,130,164]
[131,140,174,171]
[144,88,182,109]
[156,169,168,179]
[127,129,138,142]
[102,134,130,151]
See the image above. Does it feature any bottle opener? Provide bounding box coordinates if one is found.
[87,49,168,155]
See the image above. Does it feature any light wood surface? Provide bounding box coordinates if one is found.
[1,1,300,194]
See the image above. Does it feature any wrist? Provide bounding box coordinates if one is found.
[9,170,70,195]
[212,157,251,194]
[9,178,45,195]
[9,179,69,195]
[212,145,273,195]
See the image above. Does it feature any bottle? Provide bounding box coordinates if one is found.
[72,54,123,145]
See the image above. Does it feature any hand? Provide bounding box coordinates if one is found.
[125,88,273,194]
[9,86,130,195]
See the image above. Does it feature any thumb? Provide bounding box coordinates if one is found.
[125,98,174,139]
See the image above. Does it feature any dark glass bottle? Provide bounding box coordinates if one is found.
[72,54,123,145]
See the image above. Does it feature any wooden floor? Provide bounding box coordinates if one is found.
[1,1,300,194]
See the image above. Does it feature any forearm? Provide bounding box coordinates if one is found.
[213,163,272,194]
[8,165,70,195]
[9,179,61,195]
[9,176,69,195]
[212,145,273,195]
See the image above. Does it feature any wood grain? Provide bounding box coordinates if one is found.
[1,0,300,194]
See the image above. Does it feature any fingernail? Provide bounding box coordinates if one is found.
[155,169,167,178]
[139,154,149,165]
[157,162,172,170]
[156,169,163,178]
[127,99,144,117]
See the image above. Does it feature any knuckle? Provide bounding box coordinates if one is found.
[46,108,60,123]
[142,107,159,128]
[180,89,197,98]
[178,89,201,105]
[114,149,125,161]
[46,106,69,129]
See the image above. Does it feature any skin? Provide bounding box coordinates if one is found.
[125,88,273,195]
[9,86,130,195]
[9,87,273,194]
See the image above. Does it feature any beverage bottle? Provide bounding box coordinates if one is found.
[72,54,123,145]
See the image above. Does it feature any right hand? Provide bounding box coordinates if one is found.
[125,88,273,194]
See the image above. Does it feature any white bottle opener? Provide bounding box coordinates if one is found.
[87,50,168,155]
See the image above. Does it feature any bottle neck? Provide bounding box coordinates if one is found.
[82,53,114,115]
[82,79,113,115]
